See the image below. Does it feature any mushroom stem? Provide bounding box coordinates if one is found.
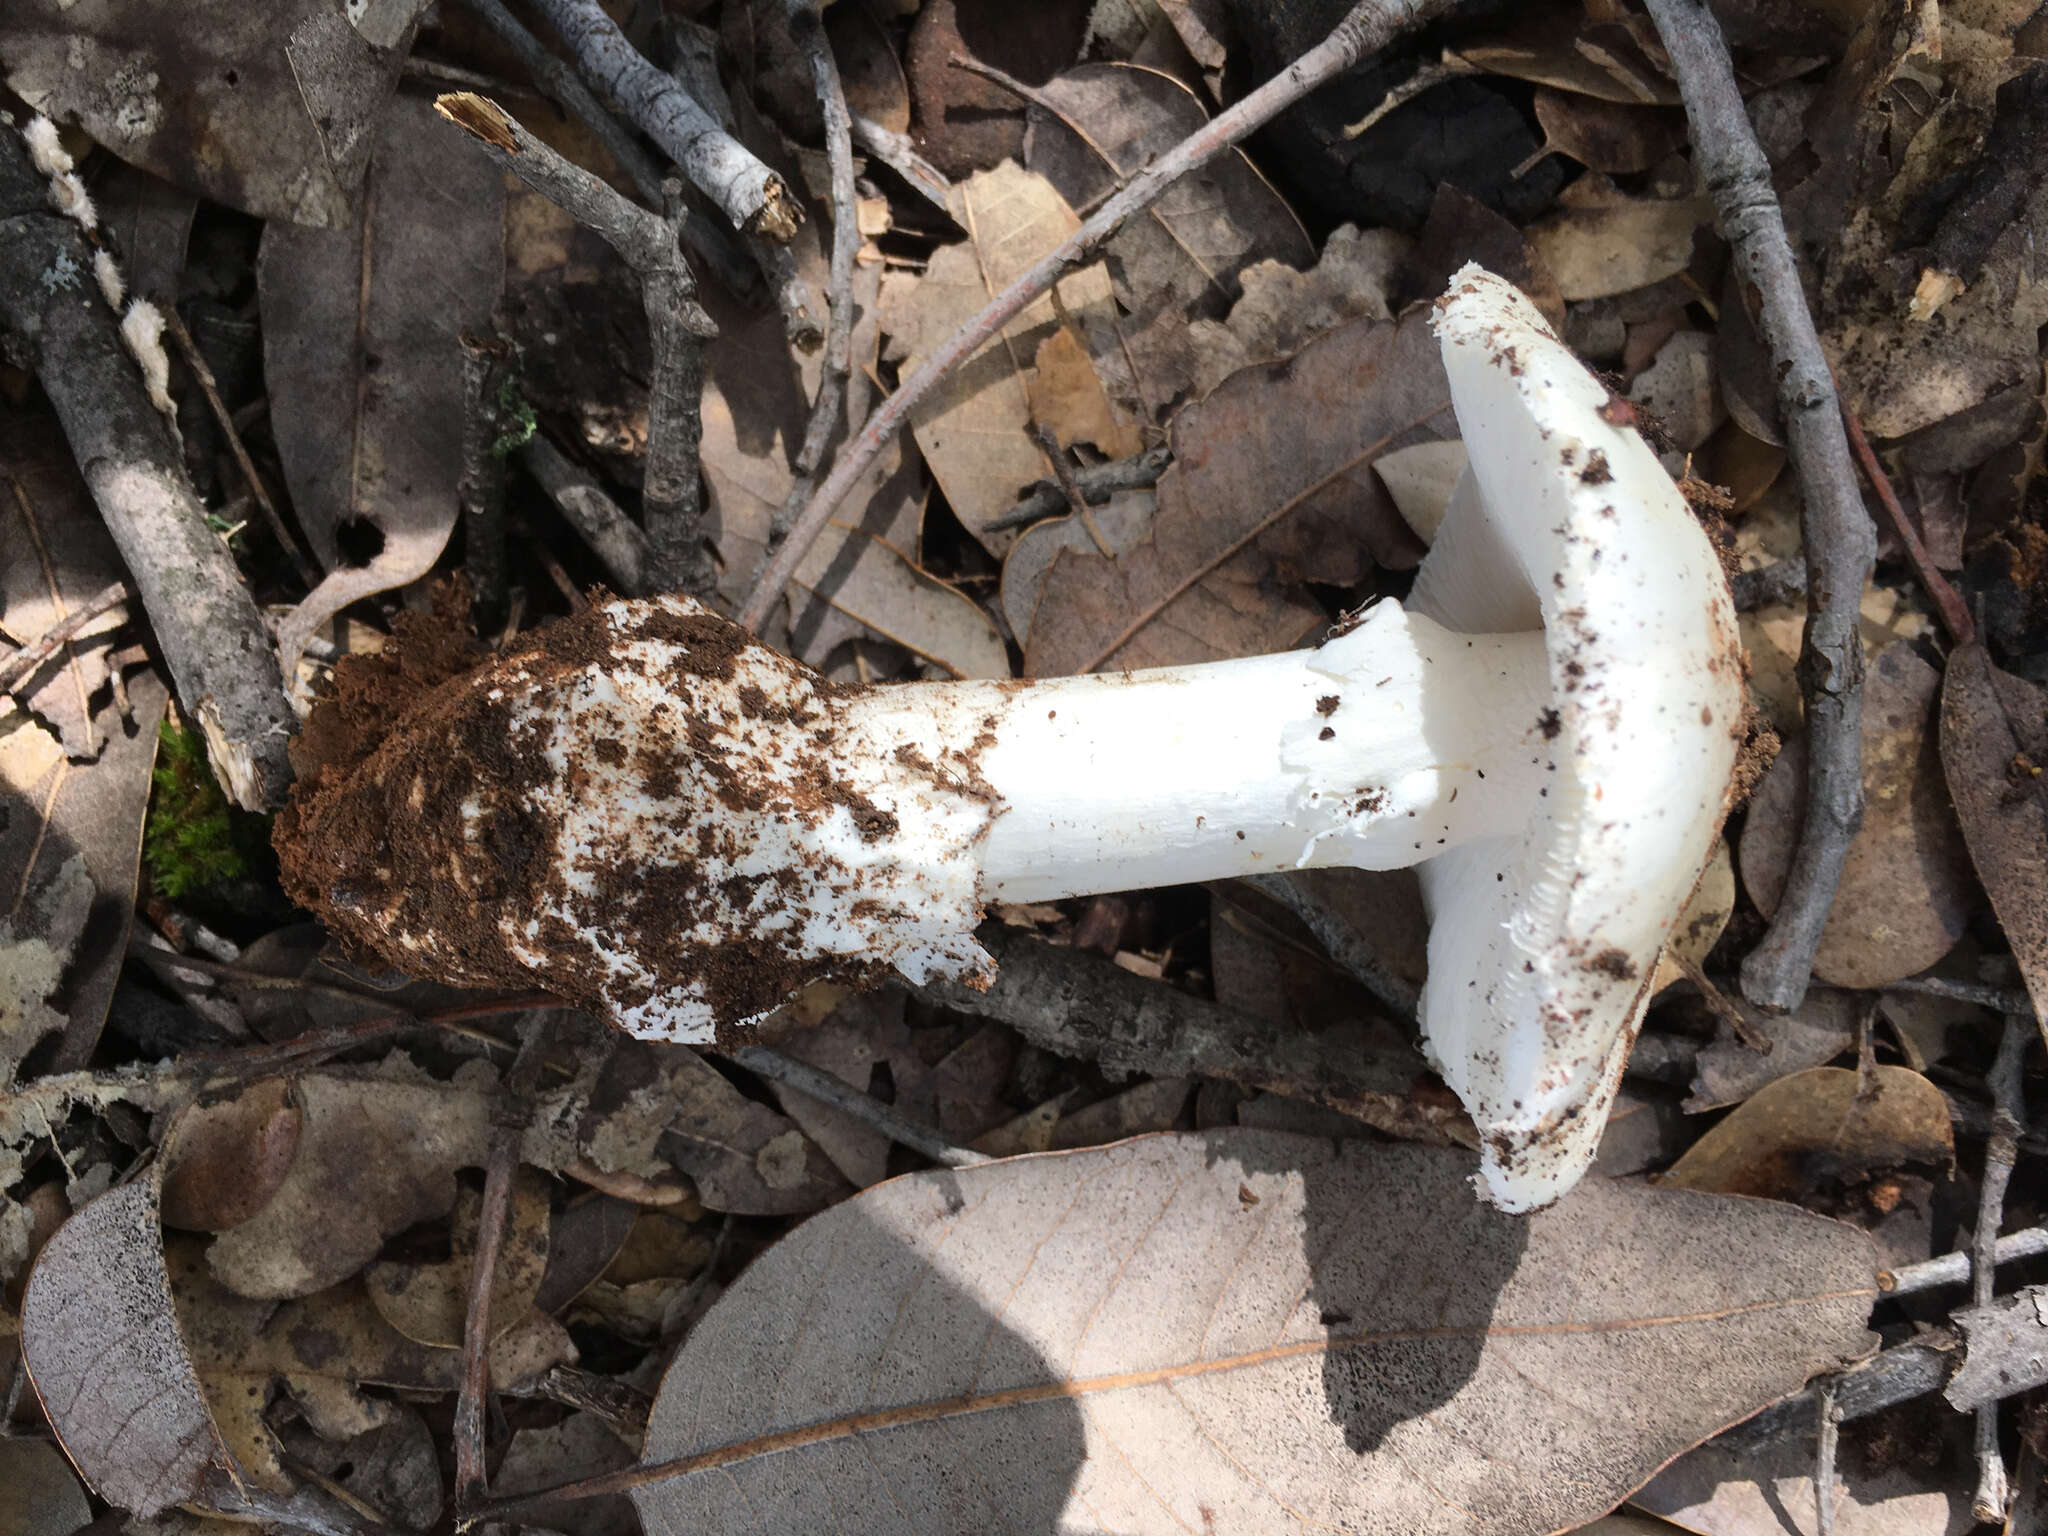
[840,603,1554,903]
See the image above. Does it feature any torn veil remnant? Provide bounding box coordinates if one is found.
[277,267,1742,1211]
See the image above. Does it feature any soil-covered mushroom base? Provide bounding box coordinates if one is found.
[277,593,1001,1039]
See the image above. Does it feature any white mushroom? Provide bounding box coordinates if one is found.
[280,267,1742,1210]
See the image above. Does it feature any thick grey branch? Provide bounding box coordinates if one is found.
[0,131,294,809]
[1642,0,1876,1013]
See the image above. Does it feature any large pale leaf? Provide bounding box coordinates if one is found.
[260,91,504,687]
[1025,308,1447,674]
[633,1132,1876,1535]
[19,1173,242,1516]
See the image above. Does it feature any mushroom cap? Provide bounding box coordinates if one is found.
[1412,265,1745,1211]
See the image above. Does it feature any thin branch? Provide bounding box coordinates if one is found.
[1837,389,1974,644]
[727,1044,988,1167]
[454,0,759,300]
[518,433,653,595]
[1882,1225,2048,1295]
[1815,1383,1841,1536]
[983,443,1172,533]
[520,0,801,240]
[435,95,717,597]
[1643,0,1878,1015]
[157,304,319,587]
[0,579,132,699]
[1971,1013,2029,1523]
[739,0,1457,632]
[850,112,952,215]
[455,1016,558,1513]
[769,0,860,545]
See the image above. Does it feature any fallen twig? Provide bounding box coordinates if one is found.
[1643,0,1878,1015]
[0,578,132,700]
[917,924,1473,1147]
[850,112,952,215]
[1883,1225,2048,1295]
[454,0,759,301]
[769,0,860,545]
[435,94,718,596]
[0,128,296,809]
[1838,390,1974,644]
[520,0,801,240]
[666,19,820,351]
[739,0,1456,632]
[157,303,319,588]
[727,1044,988,1168]
[1815,1383,1841,1536]
[983,443,1173,533]
[455,1015,559,1513]
[518,433,653,595]
[1970,1013,2029,1521]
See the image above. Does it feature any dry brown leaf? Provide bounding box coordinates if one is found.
[1634,1423,1977,1534]
[1,0,407,226]
[1524,177,1710,300]
[534,1192,639,1315]
[1026,308,1447,674]
[1685,989,1864,1112]
[0,1437,93,1536]
[585,1041,851,1216]
[493,1412,639,1536]
[1662,1066,1954,1201]
[19,1174,244,1516]
[261,92,505,688]
[904,0,1089,178]
[1531,89,1686,173]
[1023,62,1312,318]
[203,1071,494,1300]
[786,522,1010,678]
[1629,331,1724,452]
[933,1025,1018,1143]
[171,1238,574,1440]
[1402,183,1566,333]
[1453,21,1681,104]
[725,0,911,141]
[365,1167,552,1347]
[2,416,131,760]
[1742,643,1975,988]
[0,671,166,1081]
[999,489,1155,648]
[277,1405,443,1532]
[1049,1077,1195,1149]
[879,162,1129,553]
[633,1132,1876,1535]
[1651,838,1736,995]
[160,1080,301,1234]
[1939,640,2048,1032]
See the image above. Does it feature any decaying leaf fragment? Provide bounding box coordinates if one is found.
[20,1173,246,1516]
[633,1133,1876,1536]
[1940,640,2048,1034]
